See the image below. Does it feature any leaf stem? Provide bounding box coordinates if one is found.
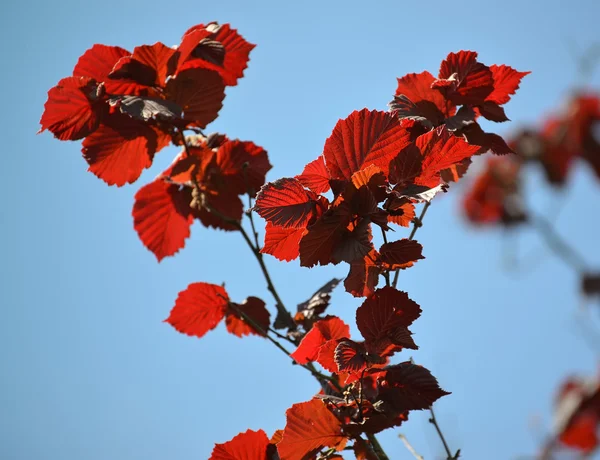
[392,200,431,288]
[367,433,390,460]
[429,406,460,459]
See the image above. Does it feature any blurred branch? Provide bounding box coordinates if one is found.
[399,433,424,460]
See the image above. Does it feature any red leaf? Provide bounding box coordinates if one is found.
[391,71,454,125]
[391,126,480,187]
[226,297,271,337]
[334,340,369,373]
[290,317,350,365]
[82,114,166,186]
[73,44,130,82]
[486,65,530,105]
[331,218,373,264]
[462,123,514,155]
[133,179,194,261]
[195,190,244,231]
[316,339,343,373]
[109,42,178,88]
[165,283,229,338]
[178,23,255,86]
[376,362,450,412]
[356,287,421,341]
[261,222,306,262]
[379,239,424,269]
[217,140,272,196]
[433,50,494,106]
[165,68,225,128]
[299,206,351,267]
[323,109,413,180]
[345,249,381,298]
[385,198,415,227]
[254,178,319,228]
[278,399,347,460]
[210,429,271,460]
[39,76,104,140]
[296,156,331,194]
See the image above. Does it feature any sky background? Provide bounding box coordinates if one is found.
[2,0,600,459]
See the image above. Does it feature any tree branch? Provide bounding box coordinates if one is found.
[530,213,588,273]
[392,200,431,288]
[429,405,460,459]
[398,433,424,460]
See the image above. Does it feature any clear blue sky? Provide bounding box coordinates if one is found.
[2,1,600,458]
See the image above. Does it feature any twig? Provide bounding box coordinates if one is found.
[530,213,588,273]
[429,406,460,459]
[393,200,431,288]
[367,433,390,460]
[398,434,424,460]
[381,228,391,286]
[226,301,335,387]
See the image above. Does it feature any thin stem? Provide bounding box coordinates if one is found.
[381,228,391,287]
[429,406,460,459]
[392,201,431,288]
[227,301,335,386]
[530,213,588,273]
[398,434,424,460]
[366,433,390,460]
[236,225,296,330]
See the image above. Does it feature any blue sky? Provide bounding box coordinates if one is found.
[2,0,600,458]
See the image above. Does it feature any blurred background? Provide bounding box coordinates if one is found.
[1,0,600,458]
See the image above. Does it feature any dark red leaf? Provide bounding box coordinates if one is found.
[226,297,271,337]
[210,429,271,460]
[217,140,272,196]
[331,218,373,264]
[165,282,229,338]
[133,179,194,261]
[165,68,225,128]
[299,206,352,267]
[194,190,244,231]
[178,23,255,86]
[254,178,320,228]
[477,101,509,122]
[376,362,450,412]
[334,339,369,373]
[356,287,421,340]
[344,249,381,298]
[278,399,347,460]
[323,109,413,180]
[296,156,331,194]
[379,239,424,269]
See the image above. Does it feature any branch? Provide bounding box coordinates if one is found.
[226,301,335,387]
[398,434,424,460]
[367,433,390,460]
[429,405,460,459]
[530,213,588,273]
[392,200,431,288]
